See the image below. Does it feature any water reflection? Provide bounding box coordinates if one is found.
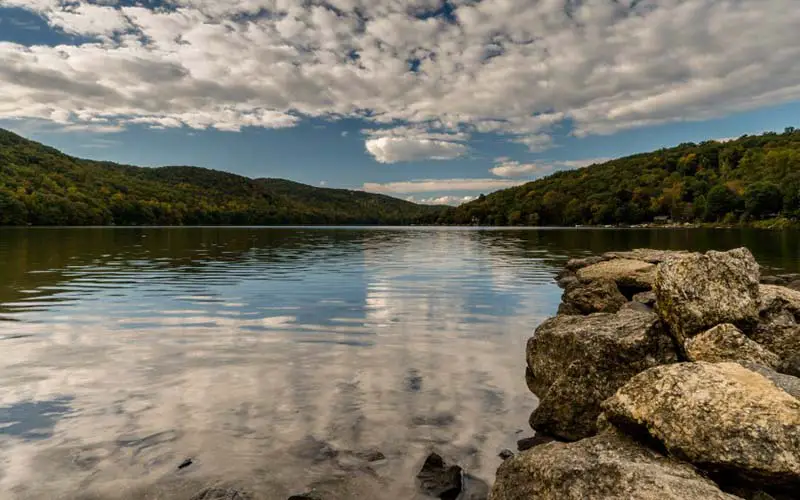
[0,227,797,499]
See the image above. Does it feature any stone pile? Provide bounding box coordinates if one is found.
[493,247,800,500]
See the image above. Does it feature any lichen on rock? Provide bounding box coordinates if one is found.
[490,431,738,500]
[654,248,761,345]
[602,362,800,493]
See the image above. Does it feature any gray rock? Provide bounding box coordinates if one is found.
[739,362,800,400]
[602,362,800,492]
[749,322,800,366]
[516,433,557,452]
[416,453,462,499]
[632,290,657,306]
[620,301,654,313]
[759,285,800,321]
[557,278,627,315]
[778,355,800,377]
[685,323,781,368]
[490,431,737,500]
[654,248,761,345]
[191,488,252,500]
[289,436,339,463]
[526,309,678,441]
[576,259,656,294]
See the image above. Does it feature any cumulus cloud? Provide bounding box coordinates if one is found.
[365,136,468,163]
[406,195,477,206]
[489,161,540,178]
[363,178,525,194]
[490,157,611,178]
[0,0,798,153]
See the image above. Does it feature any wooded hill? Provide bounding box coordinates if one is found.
[425,128,800,226]
[0,128,440,226]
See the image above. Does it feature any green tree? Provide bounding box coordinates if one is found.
[705,185,741,221]
[744,182,782,219]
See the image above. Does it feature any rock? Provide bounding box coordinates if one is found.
[602,362,800,492]
[557,278,627,315]
[632,291,657,306]
[654,248,761,344]
[416,453,462,499]
[412,413,456,427]
[490,431,737,500]
[516,433,557,452]
[787,280,800,292]
[778,355,800,377]
[523,366,542,396]
[749,323,800,366]
[459,473,490,500]
[739,362,800,400]
[759,285,800,321]
[498,449,514,460]
[685,323,781,368]
[289,436,339,463]
[288,470,386,500]
[576,259,656,295]
[564,255,608,271]
[350,449,385,462]
[603,249,691,264]
[556,274,579,290]
[620,301,653,313]
[191,488,252,500]
[526,309,677,440]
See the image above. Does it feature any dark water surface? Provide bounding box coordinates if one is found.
[0,227,798,499]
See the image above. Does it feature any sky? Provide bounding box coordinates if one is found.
[0,1,799,206]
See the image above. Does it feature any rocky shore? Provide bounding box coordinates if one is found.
[492,247,800,500]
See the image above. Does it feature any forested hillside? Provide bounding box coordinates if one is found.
[428,128,800,226]
[0,129,439,226]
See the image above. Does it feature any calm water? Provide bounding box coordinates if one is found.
[0,227,798,499]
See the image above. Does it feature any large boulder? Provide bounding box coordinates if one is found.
[759,285,800,321]
[654,248,761,345]
[602,362,800,493]
[526,309,678,441]
[739,362,800,400]
[685,323,781,368]
[557,278,627,315]
[490,431,737,500]
[576,259,656,295]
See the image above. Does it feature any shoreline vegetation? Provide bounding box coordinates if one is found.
[494,247,800,499]
[2,127,799,228]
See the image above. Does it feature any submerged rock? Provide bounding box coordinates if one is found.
[190,488,252,500]
[416,453,462,499]
[289,436,339,463]
[557,278,627,315]
[602,362,800,492]
[685,323,781,368]
[654,248,761,345]
[526,309,677,440]
[490,431,737,500]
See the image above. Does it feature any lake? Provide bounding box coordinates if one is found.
[1,227,798,499]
